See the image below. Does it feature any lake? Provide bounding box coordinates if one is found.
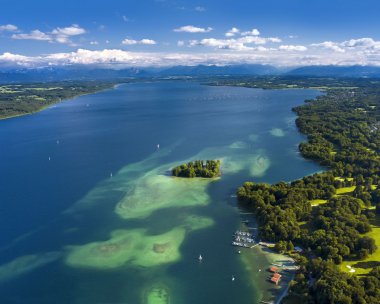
[0,81,321,304]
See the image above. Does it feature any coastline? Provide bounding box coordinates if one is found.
[230,86,323,304]
[0,82,120,121]
[235,217,298,304]
[240,239,297,304]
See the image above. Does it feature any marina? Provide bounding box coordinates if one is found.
[232,230,257,248]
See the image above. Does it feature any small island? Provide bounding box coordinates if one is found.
[172,160,221,178]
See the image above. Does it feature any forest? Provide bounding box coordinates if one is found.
[230,77,380,304]
[172,160,221,178]
[0,81,116,119]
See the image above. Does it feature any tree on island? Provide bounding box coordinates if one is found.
[172,160,221,178]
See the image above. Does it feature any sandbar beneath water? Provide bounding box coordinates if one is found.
[270,128,286,137]
[0,252,61,282]
[66,215,213,269]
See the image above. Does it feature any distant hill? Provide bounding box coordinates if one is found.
[156,64,282,76]
[2,64,380,83]
[0,64,281,83]
[0,67,148,83]
[286,65,380,77]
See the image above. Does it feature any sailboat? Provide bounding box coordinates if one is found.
[232,275,235,281]
[198,254,203,262]
[157,144,160,149]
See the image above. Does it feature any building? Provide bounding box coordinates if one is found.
[269,266,279,273]
[271,273,282,285]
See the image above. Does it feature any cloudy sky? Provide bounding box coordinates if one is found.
[1,0,380,68]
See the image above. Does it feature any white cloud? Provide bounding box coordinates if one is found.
[51,25,85,36]
[279,45,307,52]
[311,41,345,53]
[122,39,137,45]
[0,52,32,63]
[195,6,205,12]
[105,40,110,44]
[90,41,99,45]
[311,38,380,54]
[177,40,185,47]
[122,38,157,45]
[0,24,18,32]
[240,35,281,44]
[188,34,282,51]
[225,27,240,37]
[12,30,52,41]
[140,39,156,45]
[241,28,260,36]
[4,37,380,68]
[11,24,86,45]
[173,25,213,33]
[341,38,380,49]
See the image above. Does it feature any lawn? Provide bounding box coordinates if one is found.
[335,186,356,195]
[334,176,354,182]
[309,199,327,207]
[340,215,380,275]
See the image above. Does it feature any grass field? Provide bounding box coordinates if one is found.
[335,186,356,195]
[309,199,327,207]
[340,216,380,275]
[334,176,354,182]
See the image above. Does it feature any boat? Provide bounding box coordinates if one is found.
[198,254,203,261]
[232,275,235,281]
[157,144,160,149]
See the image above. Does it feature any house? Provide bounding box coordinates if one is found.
[271,273,282,285]
[269,266,279,273]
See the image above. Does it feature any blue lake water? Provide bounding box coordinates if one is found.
[0,81,321,304]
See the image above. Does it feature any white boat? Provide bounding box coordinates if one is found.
[157,144,160,149]
[198,254,203,261]
[232,275,235,281]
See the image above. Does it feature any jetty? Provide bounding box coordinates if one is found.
[259,241,276,248]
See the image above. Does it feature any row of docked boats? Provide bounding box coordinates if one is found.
[232,230,256,248]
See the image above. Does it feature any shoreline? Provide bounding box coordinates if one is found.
[236,218,298,304]
[240,242,298,304]
[0,83,120,121]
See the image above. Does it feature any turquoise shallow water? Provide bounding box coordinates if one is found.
[0,81,321,303]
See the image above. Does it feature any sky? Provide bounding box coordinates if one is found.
[1,0,380,68]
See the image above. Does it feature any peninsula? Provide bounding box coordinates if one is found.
[0,81,118,120]
[221,76,380,304]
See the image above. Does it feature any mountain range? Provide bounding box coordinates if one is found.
[2,64,380,83]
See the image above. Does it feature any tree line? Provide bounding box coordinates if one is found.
[234,77,380,303]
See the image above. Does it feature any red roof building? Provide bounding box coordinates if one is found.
[271,276,280,285]
[269,266,279,273]
[271,273,282,285]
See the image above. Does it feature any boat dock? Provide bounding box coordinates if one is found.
[232,230,256,248]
